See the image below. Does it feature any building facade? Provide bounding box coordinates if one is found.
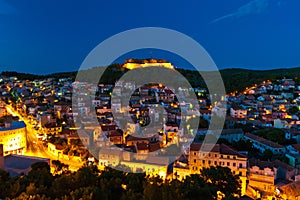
[189,143,248,195]
[0,121,27,155]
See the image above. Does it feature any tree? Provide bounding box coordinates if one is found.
[288,106,298,115]
[121,172,146,200]
[74,165,99,188]
[200,166,241,198]
[161,179,185,200]
[255,128,286,145]
[143,176,163,200]
[124,172,146,194]
[31,162,51,171]
[262,149,273,161]
[234,123,255,132]
[231,139,253,151]
[183,174,215,200]
[199,117,209,128]
[27,162,53,193]
[1,161,242,199]
[51,160,70,175]
[13,192,50,200]
[0,169,11,198]
[50,175,75,198]
[26,183,39,196]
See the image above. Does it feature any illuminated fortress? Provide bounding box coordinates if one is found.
[0,121,27,155]
[123,58,175,70]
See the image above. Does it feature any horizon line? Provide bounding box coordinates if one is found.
[1,64,300,76]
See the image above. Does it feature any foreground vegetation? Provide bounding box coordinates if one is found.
[0,162,241,200]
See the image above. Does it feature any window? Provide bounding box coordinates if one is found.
[233,163,236,167]
[227,162,230,166]
[194,159,196,163]
[239,172,242,176]
[239,163,243,168]
[202,160,205,164]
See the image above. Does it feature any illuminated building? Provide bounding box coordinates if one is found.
[67,130,91,147]
[173,156,190,181]
[230,107,248,118]
[279,181,300,199]
[47,142,64,160]
[107,129,124,145]
[120,152,169,179]
[98,148,122,170]
[0,121,27,155]
[123,58,174,70]
[42,122,62,135]
[189,143,248,196]
[37,113,56,127]
[247,158,298,199]
[121,159,168,179]
[53,101,71,118]
[98,147,168,179]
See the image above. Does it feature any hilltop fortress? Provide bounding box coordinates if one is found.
[123,58,175,70]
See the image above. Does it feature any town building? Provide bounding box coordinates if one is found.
[244,133,286,155]
[0,121,27,155]
[189,143,248,195]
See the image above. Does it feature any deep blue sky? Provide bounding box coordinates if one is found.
[0,0,300,74]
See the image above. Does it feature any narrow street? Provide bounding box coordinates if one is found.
[5,104,83,171]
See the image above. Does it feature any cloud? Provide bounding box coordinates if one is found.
[210,0,279,24]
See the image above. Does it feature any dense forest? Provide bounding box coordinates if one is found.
[0,162,241,200]
[2,64,300,93]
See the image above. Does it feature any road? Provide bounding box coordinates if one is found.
[5,104,83,171]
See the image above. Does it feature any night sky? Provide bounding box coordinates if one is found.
[0,0,300,74]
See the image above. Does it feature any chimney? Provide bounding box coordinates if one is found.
[0,144,4,169]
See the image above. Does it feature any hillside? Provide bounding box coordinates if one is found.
[2,65,300,93]
[219,67,300,92]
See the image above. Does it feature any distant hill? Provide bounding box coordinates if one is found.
[2,65,300,93]
[0,71,78,81]
[219,67,300,92]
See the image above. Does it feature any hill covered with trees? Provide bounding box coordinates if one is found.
[2,64,300,93]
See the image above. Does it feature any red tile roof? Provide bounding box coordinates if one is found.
[190,143,247,158]
[292,144,300,152]
[244,133,284,149]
